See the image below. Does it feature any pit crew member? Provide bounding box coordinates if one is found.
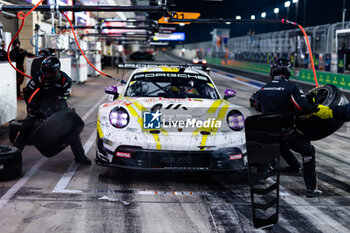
[13,56,91,164]
[250,57,322,198]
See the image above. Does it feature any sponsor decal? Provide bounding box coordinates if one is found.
[143,111,162,129]
[229,154,242,160]
[163,118,221,128]
[116,152,131,158]
[143,110,222,130]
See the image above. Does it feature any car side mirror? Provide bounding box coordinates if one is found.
[224,89,236,100]
[105,86,119,100]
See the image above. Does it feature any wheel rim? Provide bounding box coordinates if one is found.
[314,88,330,104]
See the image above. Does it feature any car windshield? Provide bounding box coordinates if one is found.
[124,72,220,99]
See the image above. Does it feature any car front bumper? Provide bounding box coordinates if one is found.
[96,138,247,171]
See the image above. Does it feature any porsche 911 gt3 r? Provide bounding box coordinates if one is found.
[96,66,251,170]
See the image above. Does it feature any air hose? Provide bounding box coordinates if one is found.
[60,11,113,79]
[6,0,115,81]
[5,3,318,86]
[6,0,44,79]
[282,19,318,87]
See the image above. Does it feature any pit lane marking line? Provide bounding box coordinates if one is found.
[0,157,47,210]
[0,94,107,208]
[52,94,106,193]
[52,129,97,194]
[81,95,107,121]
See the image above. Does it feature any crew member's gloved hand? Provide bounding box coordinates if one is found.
[313,104,333,119]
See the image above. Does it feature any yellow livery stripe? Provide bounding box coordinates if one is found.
[207,100,221,114]
[97,112,104,138]
[199,135,208,151]
[152,134,161,150]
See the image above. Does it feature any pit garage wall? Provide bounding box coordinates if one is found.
[0,62,17,125]
[174,49,350,91]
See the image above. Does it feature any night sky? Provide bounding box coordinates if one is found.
[152,0,349,43]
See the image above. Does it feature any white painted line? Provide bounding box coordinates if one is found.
[284,196,350,233]
[52,161,82,194]
[52,129,97,194]
[52,94,106,194]
[0,93,107,208]
[82,95,107,121]
[279,185,291,196]
[0,157,47,210]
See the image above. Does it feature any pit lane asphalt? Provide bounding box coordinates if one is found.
[0,54,350,233]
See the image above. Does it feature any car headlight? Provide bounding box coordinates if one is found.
[202,59,207,64]
[109,107,129,128]
[227,110,245,131]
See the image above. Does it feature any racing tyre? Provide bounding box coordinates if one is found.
[32,109,84,157]
[297,84,348,141]
[0,145,22,181]
[9,120,23,144]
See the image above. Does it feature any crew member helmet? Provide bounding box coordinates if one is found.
[13,39,20,47]
[41,56,60,79]
[270,57,292,79]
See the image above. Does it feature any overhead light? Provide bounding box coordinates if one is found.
[261,12,266,18]
[225,22,231,25]
[236,15,241,20]
[251,15,255,20]
[179,23,185,26]
[292,0,298,3]
[285,1,291,7]
[274,8,279,14]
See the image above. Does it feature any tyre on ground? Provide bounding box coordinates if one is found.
[0,145,22,181]
[32,109,84,157]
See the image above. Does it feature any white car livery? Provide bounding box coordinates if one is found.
[96,66,250,170]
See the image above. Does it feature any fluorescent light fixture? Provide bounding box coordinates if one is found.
[251,15,255,20]
[236,15,241,20]
[225,22,231,24]
[285,1,291,7]
[292,0,298,3]
[179,23,185,26]
[261,12,266,18]
[274,8,279,14]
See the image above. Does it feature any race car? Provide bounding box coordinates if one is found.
[96,66,251,170]
[192,57,207,65]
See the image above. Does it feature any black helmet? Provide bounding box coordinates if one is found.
[13,39,20,46]
[41,56,60,78]
[39,49,51,57]
[270,57,292,79]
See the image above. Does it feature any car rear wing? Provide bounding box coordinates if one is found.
[117,63,211,73]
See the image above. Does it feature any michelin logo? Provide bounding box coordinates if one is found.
[143,111,162,129]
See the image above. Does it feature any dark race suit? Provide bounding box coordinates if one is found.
[13,71,85,161]
[251,76,318,191]
[10,48,34,96]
